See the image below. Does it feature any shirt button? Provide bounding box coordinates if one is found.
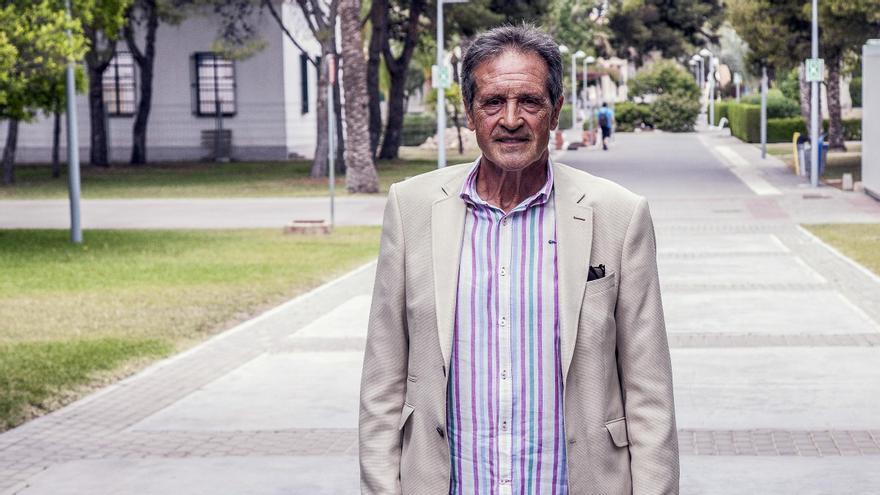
[500,316,506,327]
[500,266,506,276]
[436,426,445,438]
[501,370,508,380]
[501,421,508,431]
[502,219,509,227]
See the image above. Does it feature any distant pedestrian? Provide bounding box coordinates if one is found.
[597,102,615,150]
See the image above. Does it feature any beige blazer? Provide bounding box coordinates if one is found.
[359,161,679,494]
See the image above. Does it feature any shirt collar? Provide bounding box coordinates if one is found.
[459,156,555,211]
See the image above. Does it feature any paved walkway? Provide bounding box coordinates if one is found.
[2,130,880,494]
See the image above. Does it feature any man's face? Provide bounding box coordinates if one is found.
[466,49,563,172]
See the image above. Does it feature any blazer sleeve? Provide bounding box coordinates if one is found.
[359,184,409,495]
[615,197,680,494]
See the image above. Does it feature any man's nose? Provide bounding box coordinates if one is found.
[500,101,522,129]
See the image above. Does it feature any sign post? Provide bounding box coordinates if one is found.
[64,0,82,244]
[809,0,821,188]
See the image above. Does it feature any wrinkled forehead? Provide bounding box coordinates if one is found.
[471,48,551,98]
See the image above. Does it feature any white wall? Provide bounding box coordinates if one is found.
[1,7,320,163]
[862,41,880,199]
[281,2,320,159]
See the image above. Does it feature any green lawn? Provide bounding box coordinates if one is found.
[0,228,380,430]
[0,146,480,200]
[804,224,880,276]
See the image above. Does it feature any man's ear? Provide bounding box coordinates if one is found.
[465,108,476,131]
[549,96,564,129]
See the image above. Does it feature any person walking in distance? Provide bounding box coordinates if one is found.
[359,24,678,495]
[597,102,615,150]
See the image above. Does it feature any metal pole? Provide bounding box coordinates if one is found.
[436,0,446,168]
[571,54,577,129]
[761,66,768,159]
[708,59,715,126]
[810,0,820,187]
[327,55,336,228]
[583,60,589,126]
[64,0,82,244]
[736,81,741,102]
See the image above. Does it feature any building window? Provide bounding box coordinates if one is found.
[300,53,309,115]
[193,52,236,116]
[103,51,136,116]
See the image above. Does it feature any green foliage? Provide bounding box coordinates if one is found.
[0,1,88,119]
[740,89,800,119]
[725,104,862,143]
[713,101,731,126]
[651,92,700,132]
[401,113,437,146]
[558,103,573,130]
[546,0,604,54]
[614,101,651,132]
[851,77,862,108]
[606,0,724,62]
[628,60,700,101]
[728,103,761,142]
[778,67,801,102]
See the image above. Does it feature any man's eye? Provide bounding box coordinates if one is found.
[484,98,502,106]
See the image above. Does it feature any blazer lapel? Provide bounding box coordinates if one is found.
[432,171,468,378]
[553,163,593,386]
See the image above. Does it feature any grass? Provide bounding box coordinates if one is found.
[0,146,480,200]
[0,227,380,430]
[763,141,862,184]
[803,224,880,276]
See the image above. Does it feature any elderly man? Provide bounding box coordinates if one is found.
[359,25,678,495]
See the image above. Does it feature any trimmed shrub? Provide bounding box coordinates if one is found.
[629,60,700,101]
[713,101,731,126]
[651,93,700,132]
[728,104,761,142]
[615,101,652,132]
[401,113,436,146]
[734,114,862,144]
[741,89,800,119]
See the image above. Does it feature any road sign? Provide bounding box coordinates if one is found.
[806,58,824,82]
[432,64,451,89]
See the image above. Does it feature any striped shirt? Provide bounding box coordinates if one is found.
[447,159,568,495]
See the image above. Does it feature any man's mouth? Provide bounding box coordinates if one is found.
[494,137,529,144]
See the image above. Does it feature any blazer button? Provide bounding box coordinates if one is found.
[436,426,445,438]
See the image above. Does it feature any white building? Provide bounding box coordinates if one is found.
[1,4,322,163]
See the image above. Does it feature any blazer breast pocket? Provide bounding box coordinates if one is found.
[584,270,617,298]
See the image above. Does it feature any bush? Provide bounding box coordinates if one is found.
[629,60,700,101]
[614,101,652,132]
[401,113,436,146]
[729,111,862,143]
[851,77,862,108]
[557,103,573,130]
[714,101,731,126]
[651,93,700,132]
[741,89,800,119]
[728,103,761,142]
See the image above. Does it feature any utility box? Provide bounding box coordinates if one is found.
[863,40,880,199]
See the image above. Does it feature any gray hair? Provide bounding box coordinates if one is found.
[460,24,563,114]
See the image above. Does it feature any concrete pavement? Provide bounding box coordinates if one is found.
[2,130,880,494]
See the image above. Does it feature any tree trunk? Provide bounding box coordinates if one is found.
[126,0,159,164]
[2,119,19,185]
[310,52,331,178]
[378,67,408,159]
[366,0,387,157]
[798,63,811,125]
[52,112,62,178]
[340,0,379,193]
[332,58,345,175]
[87,61,110,166]
[826,54,845,151]
[376,0,425,160]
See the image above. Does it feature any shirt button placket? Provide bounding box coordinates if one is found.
[498,214,513,491]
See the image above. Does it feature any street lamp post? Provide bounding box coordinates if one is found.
[435,0,468,169]
[582,55,596,128]
[64,0,82,244]
[809,0,820,187]
[699,49,714,126]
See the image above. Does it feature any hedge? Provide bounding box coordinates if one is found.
[558,104,573,130]
[401,113,437,146]
[726,103,863,143]
[713,101,730,126]
[615,101,652,132]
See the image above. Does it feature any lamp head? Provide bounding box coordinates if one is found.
[585,56,596,63]
[574,50,586,58]
[558,44,569,54]
[699,48,712,57]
